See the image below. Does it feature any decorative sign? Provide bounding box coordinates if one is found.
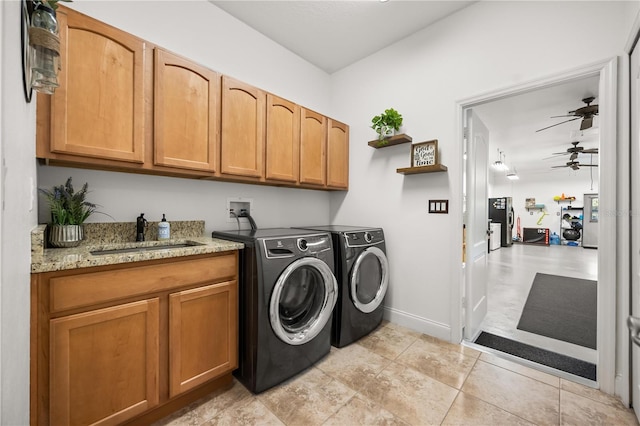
[411,140,438,167]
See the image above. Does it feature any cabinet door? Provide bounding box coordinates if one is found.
[169,280,238,397]
[266,94,300,183]
[300,108,327,186]
[220,76,265,178]
[154,49,220,172]
[327,119,349,189]
[50,299,160,425]
[50,9,146,163]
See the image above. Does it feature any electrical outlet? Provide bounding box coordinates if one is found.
[227,198,253,222]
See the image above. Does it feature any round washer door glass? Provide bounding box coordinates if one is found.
[270,257,338,345]
[350,246,389,313]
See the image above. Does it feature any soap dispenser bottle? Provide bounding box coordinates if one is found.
[158,214,170,240]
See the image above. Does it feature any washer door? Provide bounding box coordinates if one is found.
[350,246,389,313]
[270,257,338,345]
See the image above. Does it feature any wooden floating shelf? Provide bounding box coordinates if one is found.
[396,164,448,175]
[368,133,412,148]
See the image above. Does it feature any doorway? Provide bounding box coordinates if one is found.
[456,58,618,392]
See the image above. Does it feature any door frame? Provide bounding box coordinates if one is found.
[450,57,619,395]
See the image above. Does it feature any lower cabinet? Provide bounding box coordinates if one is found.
[50,299,160,426]
[169,281,238,397]
[31,252,239,426]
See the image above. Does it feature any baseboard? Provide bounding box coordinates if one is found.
[383,306,450,341]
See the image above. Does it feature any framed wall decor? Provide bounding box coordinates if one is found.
[411,139,438,167]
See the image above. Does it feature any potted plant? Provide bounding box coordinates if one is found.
[40,177,98,247]
[371,108,403,143]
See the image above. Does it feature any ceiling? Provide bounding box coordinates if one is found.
[209,1,600,181]
[474,76,600,181]
[210,1,476,74]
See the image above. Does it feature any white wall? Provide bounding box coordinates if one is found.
[329,1,633,339]
[1,1,38,423]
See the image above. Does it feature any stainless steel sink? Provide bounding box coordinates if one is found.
[90,242,204,256]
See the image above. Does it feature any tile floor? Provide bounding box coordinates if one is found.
[481,243,598,364]
[154,321,637,425]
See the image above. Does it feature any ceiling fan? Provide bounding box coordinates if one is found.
[552,160,598,171]
[536,96,599,132]
[550,141,599,161]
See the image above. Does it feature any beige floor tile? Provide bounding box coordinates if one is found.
[359,361,458,425]
[560,389,639,425]
[421,334,482,359]
[152,380,251,425]
[356,322,420,360]
[442,392,535,425]
[396,337,477,389]
[315,344,391,391]
[479,351,560,388]
[204,398,285,425]
[560,379,628,410]
[258,367,356,426]
[462,360,559,425]
[322,395,410,426]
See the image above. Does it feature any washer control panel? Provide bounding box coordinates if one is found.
[345,229,385,247]
[263,234,332,258]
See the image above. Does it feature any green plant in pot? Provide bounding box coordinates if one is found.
[371,108,403,143]
[40,177,97,247]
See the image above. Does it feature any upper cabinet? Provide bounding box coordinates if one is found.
[220,76,265,179]
[326,119,349,189]
[47,8,146,163]
[36,6,349,190]
[154,49,220,173]
[300,108,327,186]
[265,94,300,183]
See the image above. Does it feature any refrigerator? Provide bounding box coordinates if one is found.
[488,197,514,247]
[582,193,598,249]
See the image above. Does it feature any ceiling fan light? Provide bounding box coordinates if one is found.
[506,172,519,180]
[492,161,508,171]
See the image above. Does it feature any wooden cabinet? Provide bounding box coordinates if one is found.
[265,94,300,183]
[220,76,265,179]
[36,6,349,190]
[326,119,349,189]
[31,252,238,425]
[42,8,146,164]
[169,281,237,397]
[299,108,327,186]
[50,299,160,425]
[154,49,220,173]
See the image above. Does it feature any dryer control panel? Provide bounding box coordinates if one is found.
[345,229,385,247]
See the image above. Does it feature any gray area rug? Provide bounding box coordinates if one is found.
[517,272,597,349]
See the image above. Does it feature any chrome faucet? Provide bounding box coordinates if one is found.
[136,213,148,242]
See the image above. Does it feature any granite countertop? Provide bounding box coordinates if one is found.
[31,221,244,273]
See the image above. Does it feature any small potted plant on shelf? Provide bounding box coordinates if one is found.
[371,108,403,144]
[40,177,99,247]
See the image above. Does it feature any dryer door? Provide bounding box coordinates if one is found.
[350,246,389,313]
[270,257,338,346]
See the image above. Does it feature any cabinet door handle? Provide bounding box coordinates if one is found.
[627,316,640,347]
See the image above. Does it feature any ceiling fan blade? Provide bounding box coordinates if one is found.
[580,116,594,130]
[536,117,581,132]
[578,164,598,167]
[551,165,568,168]
[582,148,599,154]
[550,114,576,118]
